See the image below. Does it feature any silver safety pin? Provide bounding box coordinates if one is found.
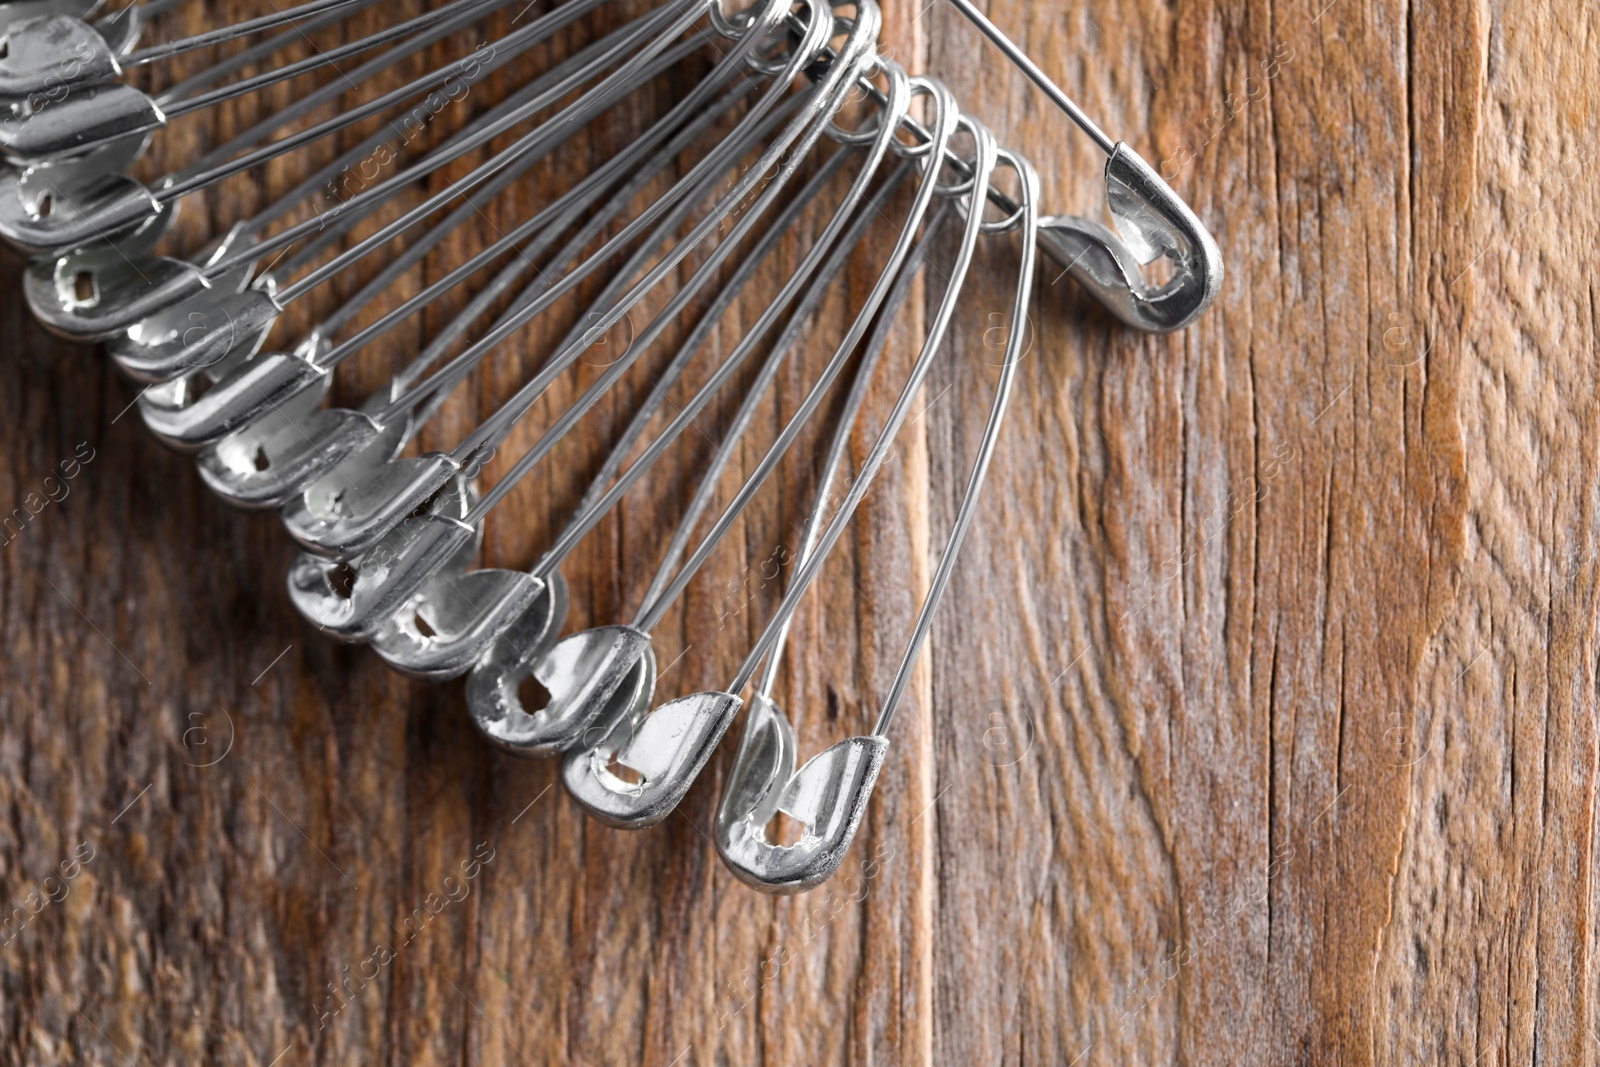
[765,0,1220,333]
[939,0,1220,332]
[714,126,1040,892]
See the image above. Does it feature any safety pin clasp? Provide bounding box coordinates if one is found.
[1037,143,1223,334]
[370,568,553,681]
[25,241,205,340]
[714,694,888,893]
[466,624,650,757]
[287,498,479,642]
[108,285,276,382]
[0,79,160,163]
[562,686,740,829]
[0,14,122,104]
[137,350,328,451]
[0,167,172,256]
[281,453,460,559]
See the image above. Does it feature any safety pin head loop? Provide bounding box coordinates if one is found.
[738,0,836,78]
[4,127,152,208]
[136,349,329,452]
[822,52,904,147]
[20,215,256,343]
[880,75,948,163]
[23,245,208,343]
[281,452,461,559]
[106,276,276,384]
[928,114,986,200]
[708,0,780,40]
[0,168,173,257]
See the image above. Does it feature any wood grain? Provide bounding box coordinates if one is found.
[1,0,1595,1063]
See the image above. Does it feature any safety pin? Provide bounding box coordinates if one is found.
[576,196,946,830]
[710,121,1038,891]
[941,0,1219,331]
[559,175,937,825]
[758,0,1221,334]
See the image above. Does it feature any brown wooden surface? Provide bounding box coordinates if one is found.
[2,0,1596,1063]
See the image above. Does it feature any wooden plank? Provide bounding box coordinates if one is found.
[1,0,1595,1063]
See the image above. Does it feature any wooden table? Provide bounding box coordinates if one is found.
[2,0,1593,1062]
